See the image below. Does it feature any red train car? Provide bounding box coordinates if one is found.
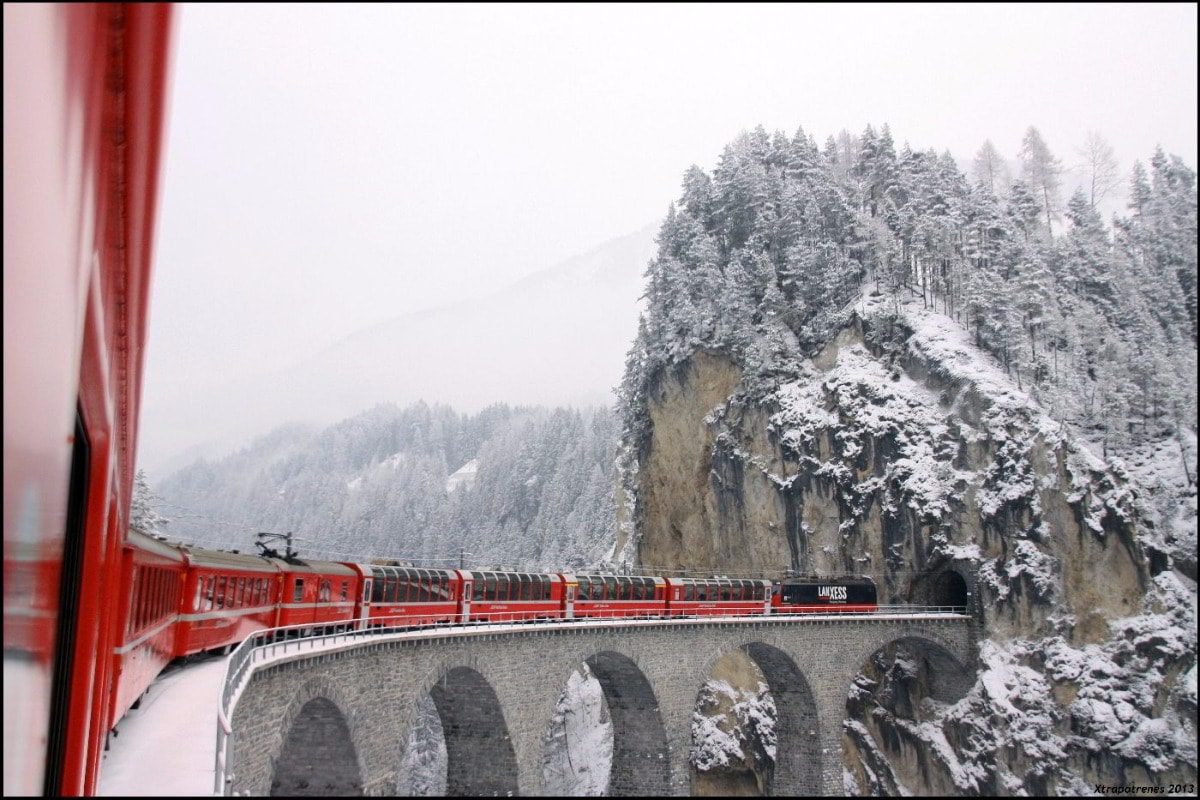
[108,533,186,731]
[355,565,459,627]
[664,577,772,617]
[271,560,358,632]
[175,547,281,656]
[3,4,173,794]
[460,570,564,622]
[565,574,667,619]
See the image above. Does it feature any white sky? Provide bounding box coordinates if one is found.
[139,2,1198,471]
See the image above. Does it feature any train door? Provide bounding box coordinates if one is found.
[358,577,372,630]
[762,581,771,615]
[460,577,473,622]
[564,582,576,619]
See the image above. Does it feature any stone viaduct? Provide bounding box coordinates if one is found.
[224,614,974,796]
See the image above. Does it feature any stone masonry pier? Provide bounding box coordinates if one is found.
[224,614,974,796]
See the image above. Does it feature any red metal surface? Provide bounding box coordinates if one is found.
[2,5,173,794]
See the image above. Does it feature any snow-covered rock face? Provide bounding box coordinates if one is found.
[621,295,1196,792]
[690,649,778,795]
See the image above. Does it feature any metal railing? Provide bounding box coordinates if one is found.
[212,604,967,794]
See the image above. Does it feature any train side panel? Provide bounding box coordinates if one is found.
[363,566,459,627]
[109,533,185,728]
[2,5,173,795]
[175,549,280,656]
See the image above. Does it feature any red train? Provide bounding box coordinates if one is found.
[4,4,174,795]
[1,6,880,794]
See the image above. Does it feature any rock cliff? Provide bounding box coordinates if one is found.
[615,292,1197,794]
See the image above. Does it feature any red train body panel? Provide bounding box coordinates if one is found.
[109,533,186,730]
[566,574,667,619]
[271,560,359,631]
[3,4,173,794]
[175,548,281,657]
[664,577,773,617]
[359,566,459,626]
[461,570,565,622]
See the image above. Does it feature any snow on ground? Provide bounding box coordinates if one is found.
[98,653,229,797]
[542,662,613,795]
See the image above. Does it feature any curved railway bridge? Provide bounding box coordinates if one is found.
[219,609,974,796]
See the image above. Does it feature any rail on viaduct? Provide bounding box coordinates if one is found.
[224,615,975,796]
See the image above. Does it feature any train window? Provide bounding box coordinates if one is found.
[131,570,141,631]
[472,575,484,601]
[576,578,589,601]
[293,578,304,603]
[134,570,144,629]
[214,577,226,609]
[484,574,497,601]
[515,573,528,601]
[545,577,553,600]
[155,570,164,619]
[495,575,509,602]
[319,580,331,603]
[233,578,243,607]
[604,577,616,600]
[341,581,349,601]
[423,571,434,602]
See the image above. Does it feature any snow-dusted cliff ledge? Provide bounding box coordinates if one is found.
[617,291,1196,794]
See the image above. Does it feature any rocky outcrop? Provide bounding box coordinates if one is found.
[618,292,1197,794]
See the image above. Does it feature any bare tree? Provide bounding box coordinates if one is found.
[972,139,1008,196]
[1019,126,1063,236]
[1075,130,1121,209]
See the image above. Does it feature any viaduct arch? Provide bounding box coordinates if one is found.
[226,616,974,796]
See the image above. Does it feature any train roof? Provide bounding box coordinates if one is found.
[663,576,771,585]
[269,558,357,577]
[457,569,562,580]
[177,543,281,573]
[777,575,876,585]
[125,529,187,561]
[562,573,665,584]
[363,564,458,578]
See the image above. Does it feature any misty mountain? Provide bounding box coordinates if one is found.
[140,223,657,476]
[155,402,619,570]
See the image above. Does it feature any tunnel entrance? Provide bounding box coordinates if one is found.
[271,697,363,796]
[930,570,969,609]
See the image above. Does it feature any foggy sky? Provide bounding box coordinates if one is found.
[138,2,1198,474]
